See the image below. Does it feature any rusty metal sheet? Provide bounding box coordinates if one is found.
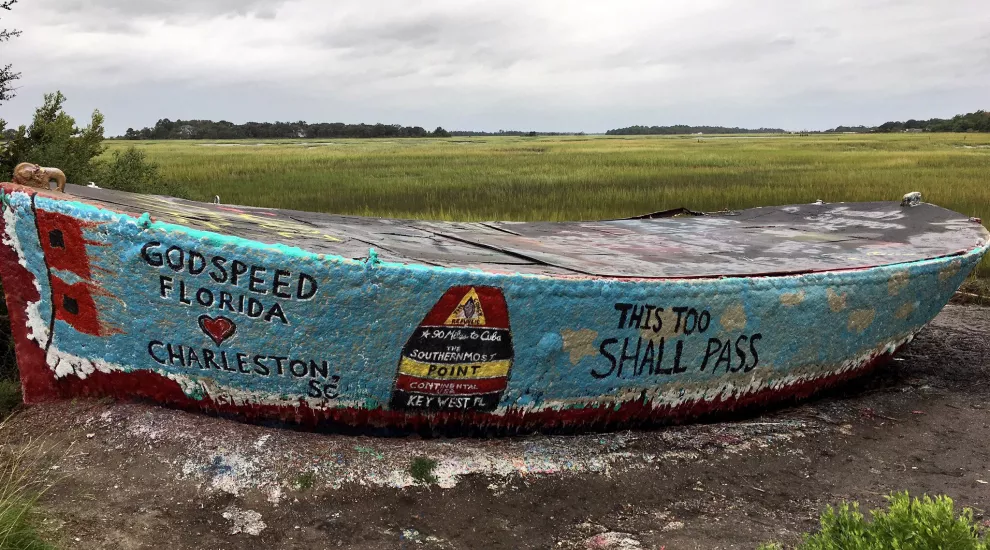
[64,185,989,278]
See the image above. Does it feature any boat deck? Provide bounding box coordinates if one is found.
[61,184,989,279]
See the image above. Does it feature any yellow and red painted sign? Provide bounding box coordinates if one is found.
[390,286,513,412]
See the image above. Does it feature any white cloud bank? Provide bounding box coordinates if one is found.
[2,0,988,134]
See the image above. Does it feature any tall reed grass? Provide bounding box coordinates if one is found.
[104,133,990,276]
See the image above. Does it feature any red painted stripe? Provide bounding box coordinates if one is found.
[394,374,507,395]
[35,208,95,279]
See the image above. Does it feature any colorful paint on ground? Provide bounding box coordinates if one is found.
[0,181,986,433]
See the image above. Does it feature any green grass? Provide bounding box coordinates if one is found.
[408,457,438,485]
[293,471,316,491]
[759,492,987,549]
[105,133,990,276]
[0,426,58,550]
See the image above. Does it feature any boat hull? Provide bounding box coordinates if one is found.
[0,184,985,433]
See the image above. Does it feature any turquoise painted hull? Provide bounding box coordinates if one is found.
[0,183,986,432]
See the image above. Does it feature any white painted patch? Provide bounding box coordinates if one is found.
[221,506,266,536]
[2,203,49,345]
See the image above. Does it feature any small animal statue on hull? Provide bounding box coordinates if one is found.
[11,163,67,193]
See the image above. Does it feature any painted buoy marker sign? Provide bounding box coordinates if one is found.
[390,286,513,412]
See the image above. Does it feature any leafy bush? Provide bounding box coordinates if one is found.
[95,146,162,193]
[1,91,105,184]
[761,492,987,549]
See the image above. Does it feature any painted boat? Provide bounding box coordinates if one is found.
[0,170,986,433]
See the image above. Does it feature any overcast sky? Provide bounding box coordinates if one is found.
[2,0,988,135]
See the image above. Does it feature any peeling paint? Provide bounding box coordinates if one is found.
[894,302,917,320]
[719,303,747,331]
[779,291,806,306]
[561,329,599,365]
[847,309,876,334]
[827,288,848,312]
[888,271,911,295]
[938,259,962,282]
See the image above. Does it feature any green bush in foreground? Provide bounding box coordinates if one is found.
[760,492,987,549]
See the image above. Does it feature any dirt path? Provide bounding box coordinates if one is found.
[7,304,990,549]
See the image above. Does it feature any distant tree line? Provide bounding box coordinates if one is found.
[825,110,990,133]
[871,110,990,133]
[122,119,453,140]
[450,130,585,137]
[606,125,785,135]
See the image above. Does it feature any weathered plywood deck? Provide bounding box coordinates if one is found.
[68,184,989,278]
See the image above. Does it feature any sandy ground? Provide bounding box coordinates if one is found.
[5,303,990,549]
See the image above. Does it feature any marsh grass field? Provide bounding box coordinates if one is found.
[104,132,990,275]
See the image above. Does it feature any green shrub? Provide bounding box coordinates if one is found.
[96,146,162,194]
[0,91,105,185]
[763,492,987,549]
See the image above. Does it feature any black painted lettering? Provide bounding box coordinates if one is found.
[209,256,229,283]
[308,379,323,398]
[218,291,233,311]
[202,349,221,370]
[273,269,292,299]
[159,275,173,298]
[700,338,722,371]
[628,305,645,329]
[188,251,206,275]
[252,356,270,376]
[640,339,655,375]
[746,333,762,372]
[196,287,214,307]
[141,242,163,267]
[640,305,656,330]
[651,307,664,333]
[178,280,191,305]
[733,335,749,372]
[166,344,185,366]
[249,266,267,294]
[309,360,328,379]
[297,273,318,299]
[592,338,619,379]
[165,246,184,272]
[148,341,167,364]
[236,353,251,374]
[221,351,236,371]
[715,339,733,372]
[264,302,288,324]
[230,260,248,285]
[186,347,202,368]
[698,310,711,333]
[672,307,688,333]
[673,340,687,373]
[617,337,641,378]
[289,360,308,378]
[654,337,671,374]
[614,303,633,328]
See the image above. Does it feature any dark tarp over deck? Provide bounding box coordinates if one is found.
[65,184,989,279]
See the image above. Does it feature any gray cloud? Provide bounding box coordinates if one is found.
[55,0,288,17]
[2,0,988,134]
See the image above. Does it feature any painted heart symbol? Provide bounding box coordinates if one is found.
[198,315,236,346]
